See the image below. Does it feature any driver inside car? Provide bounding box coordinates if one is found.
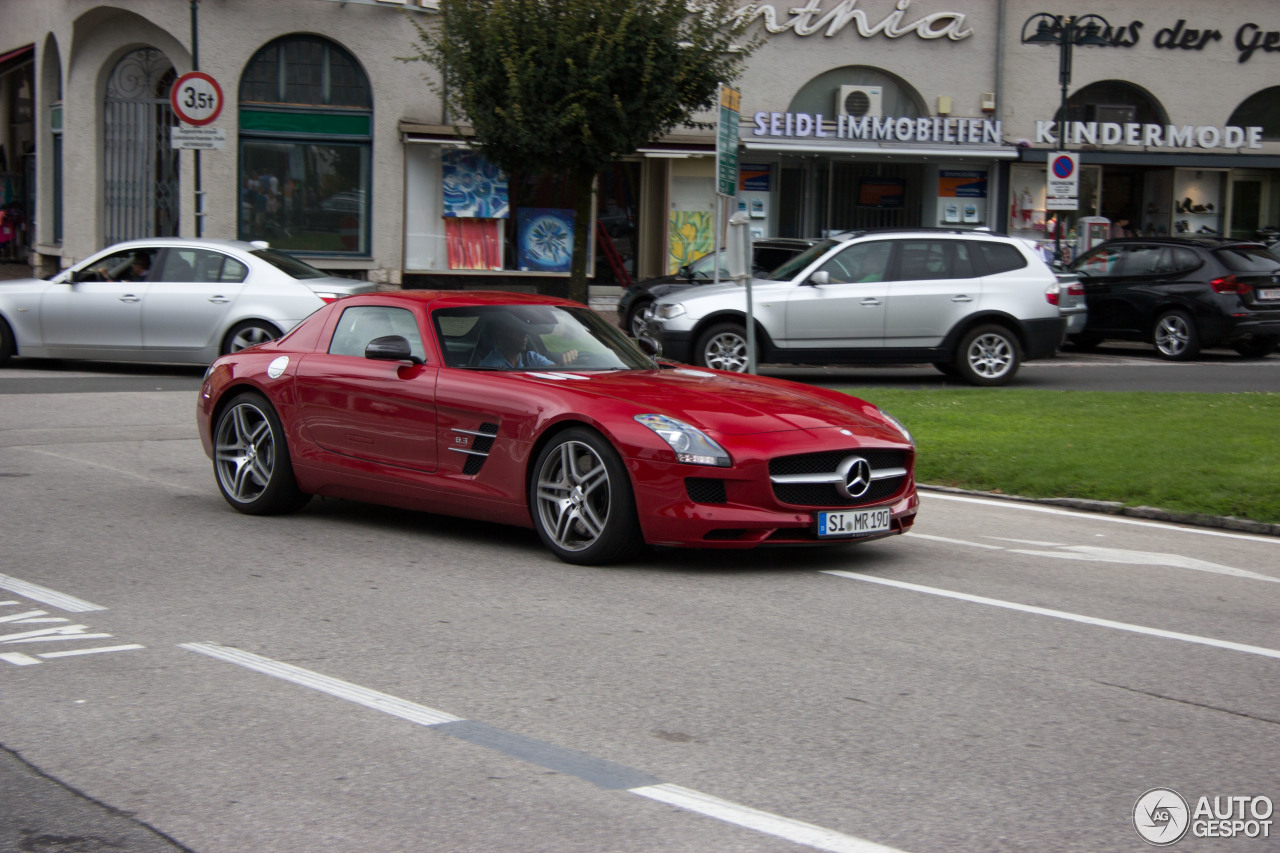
[478,314,579,369]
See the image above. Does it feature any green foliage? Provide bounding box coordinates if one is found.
[838,388,1280,523]
[405,0,760,301]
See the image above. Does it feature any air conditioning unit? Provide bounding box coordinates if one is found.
[1087,104,1137,124]
[836,85,883,118]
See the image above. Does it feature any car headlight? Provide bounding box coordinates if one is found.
[655,303,686,321]
[635,414,731,467]
[878,408,914,445]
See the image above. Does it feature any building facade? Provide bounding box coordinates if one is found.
[2,0,1279,286]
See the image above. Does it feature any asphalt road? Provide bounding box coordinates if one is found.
[1,381,1278,852]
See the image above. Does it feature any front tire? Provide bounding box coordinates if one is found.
[0,318,14,367]
[695,322,751,372]
[213,392,310,515]
[1152,309,1199,360]
[625,298,653,338]
[954,324,1021,386]
[530,428,642,565]
[222,320,282,355]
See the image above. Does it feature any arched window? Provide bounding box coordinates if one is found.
[1229,87,1280,141]
[789,66,927,118]
[1062,81,1166,128]
[238,35,371,255]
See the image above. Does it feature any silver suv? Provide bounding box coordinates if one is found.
[644,229,1079,386]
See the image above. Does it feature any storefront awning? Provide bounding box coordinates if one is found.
[0,44,35,77]
[743,138,1019,160]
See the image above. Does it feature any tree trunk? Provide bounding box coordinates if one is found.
[565,168,596,305]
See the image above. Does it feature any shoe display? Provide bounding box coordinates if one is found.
[1191,204,1208,213]
[1198,225,1219,235]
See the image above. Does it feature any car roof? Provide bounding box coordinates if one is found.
[97,237,273,252]
[337,290,587,311]
[832,227,1018,241]
[1099,236,1264,249]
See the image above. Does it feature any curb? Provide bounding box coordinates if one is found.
[919,484,1280,538]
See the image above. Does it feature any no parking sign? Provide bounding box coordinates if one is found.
[1046,151,1079,211]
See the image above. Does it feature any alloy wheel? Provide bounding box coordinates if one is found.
[535,440,612,553]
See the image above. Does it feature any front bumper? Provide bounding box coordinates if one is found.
[625,429,918,549]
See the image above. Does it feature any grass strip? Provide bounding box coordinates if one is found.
[838,388,1280,525]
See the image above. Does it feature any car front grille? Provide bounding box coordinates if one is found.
[769,448,908,507]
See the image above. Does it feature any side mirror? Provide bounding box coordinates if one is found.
[365,334,423,365]
[636,334,662,358]
[808,270,830,286]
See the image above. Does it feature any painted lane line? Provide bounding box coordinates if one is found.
[921,492,1280,545]
[37,644,144,659]
[630,784,908,853]
[180,642,912,853]
[0,573,105,612]
[0,652,41,666]
[906,533,1002,550]
[823,571,1280,661]
[180,642,462,727]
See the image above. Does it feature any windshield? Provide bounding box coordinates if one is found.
[434,304,658,371]
[250,248,328,280]
[757,238,840,280]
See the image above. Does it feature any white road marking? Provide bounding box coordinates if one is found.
[23,447,199,494]
[0,573,104,612]
[0,626,113,644]
[823,571,1280,661]
[182,642,912,853]
[36,644,144,659]
[921,492,1280,545]
[907,533,1002,550]
[0,652,41,666]
[630,784,908,853]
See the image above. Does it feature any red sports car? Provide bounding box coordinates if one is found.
[196,291,918,564]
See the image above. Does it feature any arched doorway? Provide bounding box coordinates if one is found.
[103,48,179,243]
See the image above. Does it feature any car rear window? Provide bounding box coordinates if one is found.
[1215,245,1280,273]
[975,241,1028,275]
[250,248,328,280]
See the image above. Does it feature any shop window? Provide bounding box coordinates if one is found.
[238,36,371,255]
[1062,81,1166,127]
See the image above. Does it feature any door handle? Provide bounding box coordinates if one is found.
[208,296,230,304]
[860,298,883,306]
[119,294,141,303]
[951,295,974,302]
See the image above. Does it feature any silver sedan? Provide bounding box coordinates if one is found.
[0,238,376,366]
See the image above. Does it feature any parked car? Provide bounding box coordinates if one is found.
[642,229,1070,386]
[616,237,818,337]
[0,238,376,366]
[1068,236,1280,359]
[196,291,918,565]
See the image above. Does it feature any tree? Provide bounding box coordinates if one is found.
[406,0,760,303]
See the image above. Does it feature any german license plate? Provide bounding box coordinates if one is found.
[817,508,891,538]
[1259,287,1280,300]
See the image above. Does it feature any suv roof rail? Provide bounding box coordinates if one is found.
[832,227,1013,238]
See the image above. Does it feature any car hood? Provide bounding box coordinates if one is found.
[517,367,901,438]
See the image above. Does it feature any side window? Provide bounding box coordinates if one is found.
[191,250,248,283]
[1075,245,1123,276]
[815,241,892,284]
[81,248,157,282]
[156,249,198,283]
[895,240,977,280]
[975,241,1029,275]
[1121,246,1164,276]
[328,306,425,361]
[1170,247,1204,273]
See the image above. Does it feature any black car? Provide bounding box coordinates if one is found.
[1068,237,1280,359]
[616,237,817,337]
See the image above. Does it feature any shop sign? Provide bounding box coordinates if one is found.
[1035,121,1264,150]
[735,0,973,41]
[752,112,1001,145]
[1046,152,1079,212]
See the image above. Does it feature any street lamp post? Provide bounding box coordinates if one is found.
[1021,12,1111,263]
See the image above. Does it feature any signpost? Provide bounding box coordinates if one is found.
[1045,151,1079,263]
[170,70,223,237]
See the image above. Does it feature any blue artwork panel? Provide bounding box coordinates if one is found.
[517,208,574,272]
[442,150,509,218]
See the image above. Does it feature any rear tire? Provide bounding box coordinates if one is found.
[1067,333,1103,351]
[954,324,1021,386]
[222,320,282,355]
[1152,309,1199,360]
[530,428,642,565]
[695,322,751,372]
[212,392,310,515]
